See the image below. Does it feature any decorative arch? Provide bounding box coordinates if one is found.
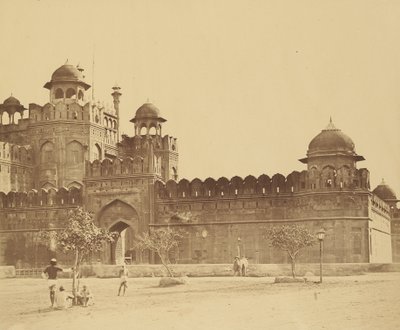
[67,181,83,189]
[96,199,140,264]
[78,90,84,100]
[93,143,101,160]
[55,88,64,99]
[97,199,139,230]
[66,140,83,164]
[66,88,76,99]
[40,141,55,163]
[41,182,56,190]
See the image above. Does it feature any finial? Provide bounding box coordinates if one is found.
[325,117,337,131]
[381,178,386,185]
[65,59,69,64]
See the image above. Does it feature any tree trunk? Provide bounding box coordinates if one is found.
[72,250,79,305]
[159,254,173,277]
[290,256,296,278]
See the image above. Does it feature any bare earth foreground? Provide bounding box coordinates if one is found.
[1,273,400,330]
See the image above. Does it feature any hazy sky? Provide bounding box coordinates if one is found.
[1,0,399,196]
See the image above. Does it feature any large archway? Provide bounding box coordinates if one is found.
[97,199,140,264]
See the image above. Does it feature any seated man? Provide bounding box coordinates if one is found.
[77,285,94,307]
[54,286,73,309]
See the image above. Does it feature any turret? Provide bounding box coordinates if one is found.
[43,61,91,105]
[0,95,26,125]
[299,119,365,190]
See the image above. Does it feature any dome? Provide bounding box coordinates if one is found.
[51,64,83,82]
[135,103,161,119]
[373,180,398,201]
[3,96,21,107]
[44,63,90,90]
[299,119,364,164]
[131,103,166,123]
[308,120,355,155]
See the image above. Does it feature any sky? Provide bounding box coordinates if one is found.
[0,0,399,196]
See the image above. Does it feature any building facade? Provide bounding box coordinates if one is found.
[0,63,397,267]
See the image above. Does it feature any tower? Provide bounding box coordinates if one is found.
[111,84,122,143]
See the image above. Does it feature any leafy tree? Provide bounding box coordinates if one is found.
[134,227,185,277]
[51,207,117,302]
[265,224,316,278]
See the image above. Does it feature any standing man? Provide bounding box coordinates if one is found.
[42,258,64,308]
[117,264,129,296]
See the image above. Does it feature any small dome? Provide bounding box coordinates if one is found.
[3,96,21,107]
[44,63,91,90]
[51,64,83,82]
[308,120,355,155]
[373,180,398,201]
[135,103,160,119]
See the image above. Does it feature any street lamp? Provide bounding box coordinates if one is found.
[317,229,326,283]
[237,237,241,258]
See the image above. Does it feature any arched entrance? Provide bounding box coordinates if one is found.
[97,199,140,264]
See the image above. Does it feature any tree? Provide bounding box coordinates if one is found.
[265,224,316,278]
[53,207,117,303]
[134,227,185,277]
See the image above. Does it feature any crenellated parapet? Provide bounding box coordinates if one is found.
[85,156,147,177]
[29,101,91,123]
[371,193,391,217]
[155,167,371,199]
[0,186,82,209]
[118,134,177,156]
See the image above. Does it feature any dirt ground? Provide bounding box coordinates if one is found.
[1,273,399,330]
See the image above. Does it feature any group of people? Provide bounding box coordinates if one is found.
[42,258,96,309]
[42,256,247,309]
[233,256,249,276]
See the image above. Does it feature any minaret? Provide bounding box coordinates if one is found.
[111,84,121,142]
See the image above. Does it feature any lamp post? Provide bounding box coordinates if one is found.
[237,237,241,258]
[317,229,326,283]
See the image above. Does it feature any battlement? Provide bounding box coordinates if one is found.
[28,102,91,123]
[0,142,32,164]
[85,157,147,177]
[119,134,178,155]
[0,187,82,209]
[371,194,391,216]
[0,119,30,134]
[155,167,371,199]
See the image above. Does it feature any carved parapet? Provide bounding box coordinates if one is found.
[0,186,82,209]
[85,156,145,177]
[155,166,371,200]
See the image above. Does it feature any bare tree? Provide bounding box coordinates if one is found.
[265,224,316,278]
[134,227,185,277]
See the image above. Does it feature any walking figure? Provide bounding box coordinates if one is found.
[118,264,128,296]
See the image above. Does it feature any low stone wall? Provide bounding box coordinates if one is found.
[0,266,16,278]
[5,263,400,278]
[90,263,400,278]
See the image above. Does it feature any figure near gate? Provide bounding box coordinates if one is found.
[233,256,248,276]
